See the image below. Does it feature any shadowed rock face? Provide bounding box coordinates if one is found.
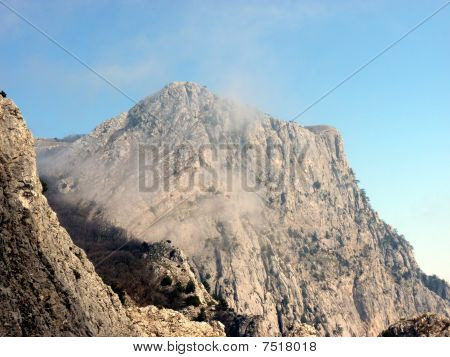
[0,96,225,337]
[37,82,449,336]
[380,313,450,337]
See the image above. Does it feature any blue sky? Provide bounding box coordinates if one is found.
[1,0,449,281]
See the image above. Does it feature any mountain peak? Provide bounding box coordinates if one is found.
[131,81,215,118]
[155,81,212,100]
[164,81,205,90]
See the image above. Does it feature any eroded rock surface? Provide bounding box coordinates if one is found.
[126,305,224,337]
[380,313,449,337]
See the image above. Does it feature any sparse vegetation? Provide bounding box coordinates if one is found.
[184,280,196,294]
[161,276,173,287]
[217,296,229,310]
[40,178,48,194]
[262,244,275,257]
[0,90,6,98]
[111,283,126,305]
[201,279,211,292]
[168,282,184,302]
[360,189,370,204]
[195,307,207,322]
[175,281,184,292]
[288,227,302,239]
[313,181,321,190]
[334,324,344,336]
[185,295,201,307]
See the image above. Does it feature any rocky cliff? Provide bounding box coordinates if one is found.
[37,82,449,336]
[0,96,224,337]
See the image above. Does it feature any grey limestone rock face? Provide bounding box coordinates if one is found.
[37,82,449,336]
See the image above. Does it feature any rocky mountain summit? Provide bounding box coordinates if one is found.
[37,82,449,336]
[0,96,224,337]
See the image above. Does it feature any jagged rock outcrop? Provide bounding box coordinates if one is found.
[37,82,450,336]
[0,96,225,337]
[126,305,224,337]
[380,313,450,337]
[284,322,319,337]
[210,306,263,337]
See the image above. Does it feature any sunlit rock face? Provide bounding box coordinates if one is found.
[37,82,449,336]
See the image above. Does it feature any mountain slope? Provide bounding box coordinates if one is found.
[37,82,449,336]
[0,96,224,337]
